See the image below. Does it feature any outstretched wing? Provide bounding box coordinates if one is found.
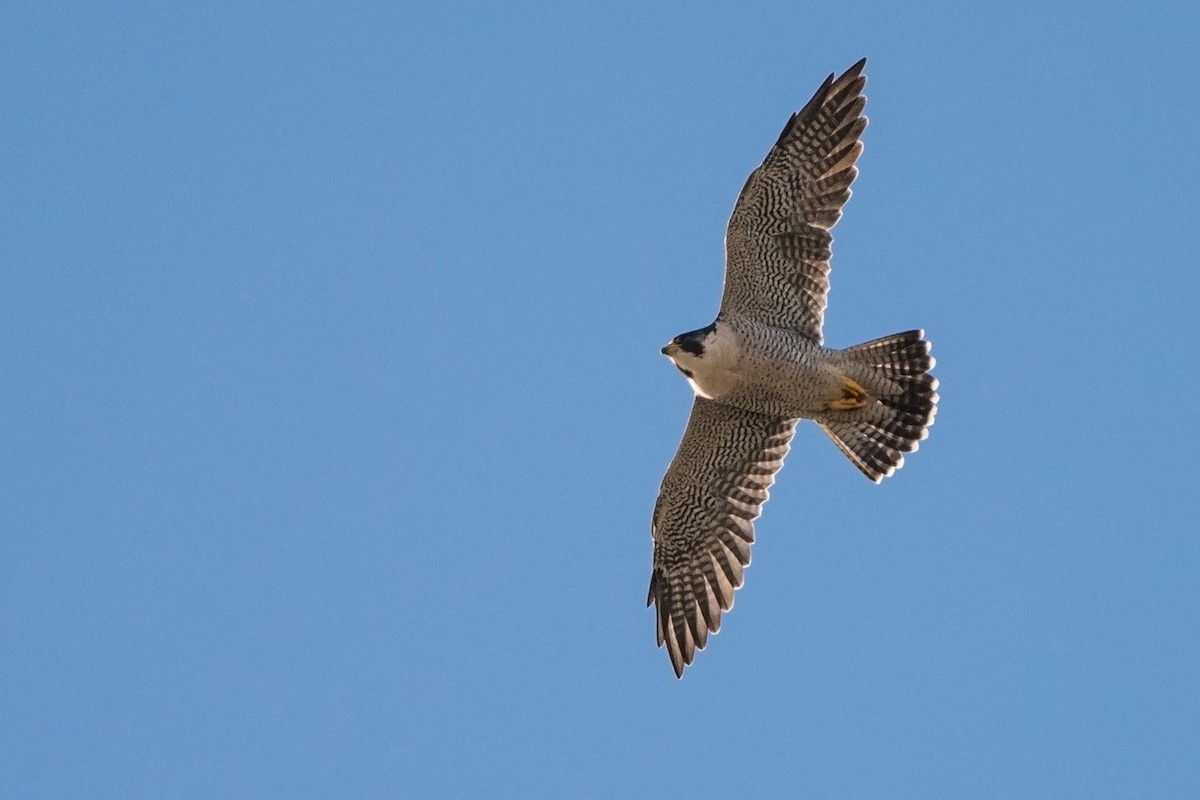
[721,58,868,343]
[648,397,797,677]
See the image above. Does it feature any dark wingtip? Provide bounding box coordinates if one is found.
[835,59,868,94]
[775,59,868,147]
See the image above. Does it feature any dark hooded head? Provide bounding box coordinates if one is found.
[661,322,717,358]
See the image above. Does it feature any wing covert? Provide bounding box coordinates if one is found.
[721,58,868,342]
[648,397,797,677]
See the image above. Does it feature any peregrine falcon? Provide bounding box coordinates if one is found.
[649,59,938,677]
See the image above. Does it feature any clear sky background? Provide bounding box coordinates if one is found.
[4,2,1199,797]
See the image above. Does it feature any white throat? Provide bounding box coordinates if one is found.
[667,322,742,399]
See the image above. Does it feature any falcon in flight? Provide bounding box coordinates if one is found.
[649,59,938,677]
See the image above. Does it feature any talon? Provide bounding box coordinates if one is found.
[828,377,869,410]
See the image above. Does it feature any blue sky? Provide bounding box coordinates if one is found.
[4,1,1199,797]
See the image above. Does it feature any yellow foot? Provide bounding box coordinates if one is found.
[828,377,869,411]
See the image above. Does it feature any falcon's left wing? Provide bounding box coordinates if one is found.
[648,398,797,677]
[720,59,868,343]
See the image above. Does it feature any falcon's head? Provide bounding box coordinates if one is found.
[661,322,739,399]
[662,322,716,369]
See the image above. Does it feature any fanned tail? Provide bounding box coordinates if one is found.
[819,330,938,482]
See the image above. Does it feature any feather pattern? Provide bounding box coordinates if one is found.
[721,58,868,343]
[648,397,797,677]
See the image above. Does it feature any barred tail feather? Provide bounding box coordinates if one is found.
[820,330,938,483]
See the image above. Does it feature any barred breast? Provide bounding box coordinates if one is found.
[717,316,843,418]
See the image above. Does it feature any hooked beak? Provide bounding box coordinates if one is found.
[661,342,679,357]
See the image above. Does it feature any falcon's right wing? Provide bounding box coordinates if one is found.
[648,397,797,677]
